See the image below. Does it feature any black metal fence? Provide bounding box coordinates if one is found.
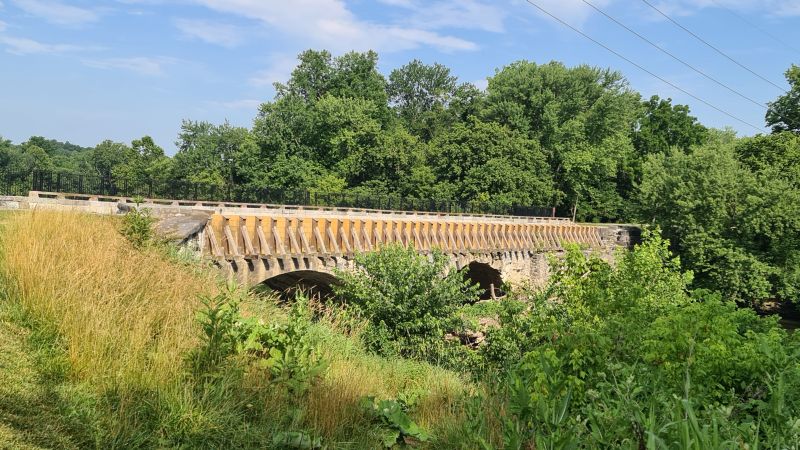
[0,170,557,217]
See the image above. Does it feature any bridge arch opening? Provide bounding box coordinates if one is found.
[260,270,340,300]
[464,262,504,300]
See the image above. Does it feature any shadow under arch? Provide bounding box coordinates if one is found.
[464,261,505,300]
[260,270,340,300]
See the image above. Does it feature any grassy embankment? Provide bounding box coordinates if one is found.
[0,211,472,448]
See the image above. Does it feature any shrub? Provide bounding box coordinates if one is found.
[237,296,327,396]
[187,285,243,379]
[189,289,326,396]
[334,244,480,360]
[361,396,429,448]
[120,199,155,248]
[479,295,564,375]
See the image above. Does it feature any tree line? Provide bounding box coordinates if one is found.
[1,50,799,307]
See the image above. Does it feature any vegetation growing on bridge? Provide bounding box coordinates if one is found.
[1,211,799,448]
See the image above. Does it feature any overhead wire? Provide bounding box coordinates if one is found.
[639,0,787,92]
[709,0,800,59]
[522,0,767,133]
[580,0,766,110]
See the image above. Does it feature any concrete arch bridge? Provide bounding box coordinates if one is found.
[1,190,635,297]
[200,210,630,297]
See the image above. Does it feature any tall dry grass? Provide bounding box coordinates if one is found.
[0,210,475,447]
[0,210,217,389]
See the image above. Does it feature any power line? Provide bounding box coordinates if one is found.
[581,0,766,110]
[709,0,800,58]
[522,0,767,133]
[639,0,786,92]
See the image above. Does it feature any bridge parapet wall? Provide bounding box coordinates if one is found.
[21,191,570,224]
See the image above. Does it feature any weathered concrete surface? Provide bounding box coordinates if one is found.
[597,224,642,248]
[117,201,213,235]
[0,196,22,210]
[202,213,637,290]
[151,209,214,244]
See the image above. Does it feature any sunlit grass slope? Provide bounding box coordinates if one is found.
[0,211,471,448]
[1,211,214,390]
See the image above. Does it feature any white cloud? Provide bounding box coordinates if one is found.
[175,18,244,47]
[11,0,98,25]
[378,0,415,6]
[191,0,479,53]
[734,0,800,16]
[0,35,86,54]
[381,28,477,52]
[388,0,507,33]
[646,0,800,17]
[775,3,800,16]
[0,20,6,32]
[83,56,175,76]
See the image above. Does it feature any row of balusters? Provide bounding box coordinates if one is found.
[203,215,603,259]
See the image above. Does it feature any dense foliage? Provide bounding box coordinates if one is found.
[766,64,800,133]
[324,230,800,448]
[471,233,800,448]
[334,245,479,360]
[0,50,707,223]
[639,130,800,306]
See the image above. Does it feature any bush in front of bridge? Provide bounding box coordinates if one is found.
[334,244,481,361]
[120,197,155,248]
[457,230,800,448]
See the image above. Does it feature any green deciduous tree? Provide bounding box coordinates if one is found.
[633,95,707,156]
[0,136,12,168]
[484,61,640,220]
[429,118,554,208]
[275,49,388,109]
[90,140,134,179]
[766,65,800,133]
[638,132,800,305]
[387,59,459,140]
[172,120,257,187]
[111,136,172,184]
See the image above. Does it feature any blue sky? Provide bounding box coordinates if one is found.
[0,0,798,153]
